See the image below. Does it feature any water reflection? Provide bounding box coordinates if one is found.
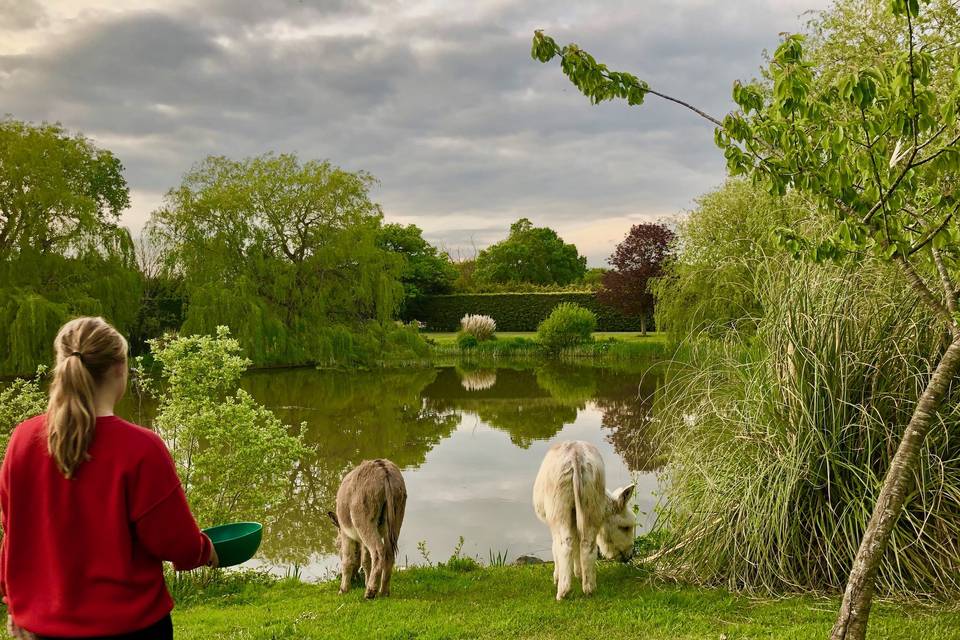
[596,373,665,473]
[458,367,497,392]
[240,368,459,565]
[119,363,662,578]
[127,360,664,578]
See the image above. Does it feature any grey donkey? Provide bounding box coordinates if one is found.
[328,458,407,598]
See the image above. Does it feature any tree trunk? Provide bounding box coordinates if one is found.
[830,336,960,640]
[640,315,647,337]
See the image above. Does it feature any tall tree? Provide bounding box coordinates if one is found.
[0,119,139,375]
[149,153,404,366]
[597,222,675,335]
[532,0,960,636]
[474,218,587,286]
[377,223,458,300]
[0,119,129,261]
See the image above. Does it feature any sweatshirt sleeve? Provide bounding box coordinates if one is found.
[1,446,10,602]
[0,521,6,603]
[134,490,213,571]
[128,435,213,571]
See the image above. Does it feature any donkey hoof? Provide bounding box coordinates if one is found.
[364,590,377,600]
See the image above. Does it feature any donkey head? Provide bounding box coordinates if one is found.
[597,484,637,562]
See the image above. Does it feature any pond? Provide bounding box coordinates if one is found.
[127,360,665,580]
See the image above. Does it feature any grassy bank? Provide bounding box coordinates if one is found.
[167,564,960,639]
[424,331,667,363]
[425,331,662,343]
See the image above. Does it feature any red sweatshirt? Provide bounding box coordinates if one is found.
[0,414,212,637]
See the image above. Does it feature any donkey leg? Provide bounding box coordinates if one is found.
[554,525,576,600]
[361,545,371,580]
[380,544,395,596]
[339,538,360,594]
[579,530,598,596]
[356,521,384,599]
[572,531,582,580]
[377,522,395,597]
[365,545,384,600]
[551,531,561,585]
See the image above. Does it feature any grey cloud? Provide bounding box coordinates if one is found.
[0,0,46,30]
[1,0,827,265]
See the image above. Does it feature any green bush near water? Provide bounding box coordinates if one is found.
[137,328,309,528]
[537,303,597,352]
[456,333,480,349]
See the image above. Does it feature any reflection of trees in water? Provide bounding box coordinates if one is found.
[534,363,597,406]
[465,399,578,448]
[596,370,665,473]
[427,364,606,448]
[426,366,583,448]
[241,367,459,564]
[427,364,665,452]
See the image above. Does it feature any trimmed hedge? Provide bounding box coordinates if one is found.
[402,293,651,332]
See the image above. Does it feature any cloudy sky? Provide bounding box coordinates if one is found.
[1,0,830,265]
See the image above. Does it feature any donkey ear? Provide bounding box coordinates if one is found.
[614,484,636,510]
[327,511,340,529]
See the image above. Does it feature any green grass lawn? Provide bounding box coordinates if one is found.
[171,564,960,639]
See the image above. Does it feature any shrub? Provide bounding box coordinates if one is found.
[537,303,596,352]
[0,367,47,457]
[459,314,496,341]
[379,321,431,363]
[140,327,309,527]
[456,333,479,349]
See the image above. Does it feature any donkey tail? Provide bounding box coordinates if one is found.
[380,462,404,558]
[571,452,586,540]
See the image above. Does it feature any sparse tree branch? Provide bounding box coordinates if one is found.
[642,87,724,127]
[907,210,954,256]
[931,246,959,319]
[896,255,955,326]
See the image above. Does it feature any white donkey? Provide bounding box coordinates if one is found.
[533,441,636,600]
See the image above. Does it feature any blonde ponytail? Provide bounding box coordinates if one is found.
[46,317,128,478]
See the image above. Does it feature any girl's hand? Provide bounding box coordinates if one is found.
[207,544,219,569]
[6,617,37,640]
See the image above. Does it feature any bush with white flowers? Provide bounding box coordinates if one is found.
[459,314,497,341]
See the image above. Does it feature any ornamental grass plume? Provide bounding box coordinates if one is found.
[460,314,497,341]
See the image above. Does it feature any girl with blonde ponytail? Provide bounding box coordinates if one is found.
[46,316,129,479]
[1,317,217,640]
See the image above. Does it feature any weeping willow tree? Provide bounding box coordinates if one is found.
[149,153,409,367]
[0,119,141,375]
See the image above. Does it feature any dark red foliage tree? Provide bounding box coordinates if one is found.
[597,223,675,335]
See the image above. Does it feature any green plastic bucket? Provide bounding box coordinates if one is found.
[202,522,263,567]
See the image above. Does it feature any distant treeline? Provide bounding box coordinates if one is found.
[0,119,662,376]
